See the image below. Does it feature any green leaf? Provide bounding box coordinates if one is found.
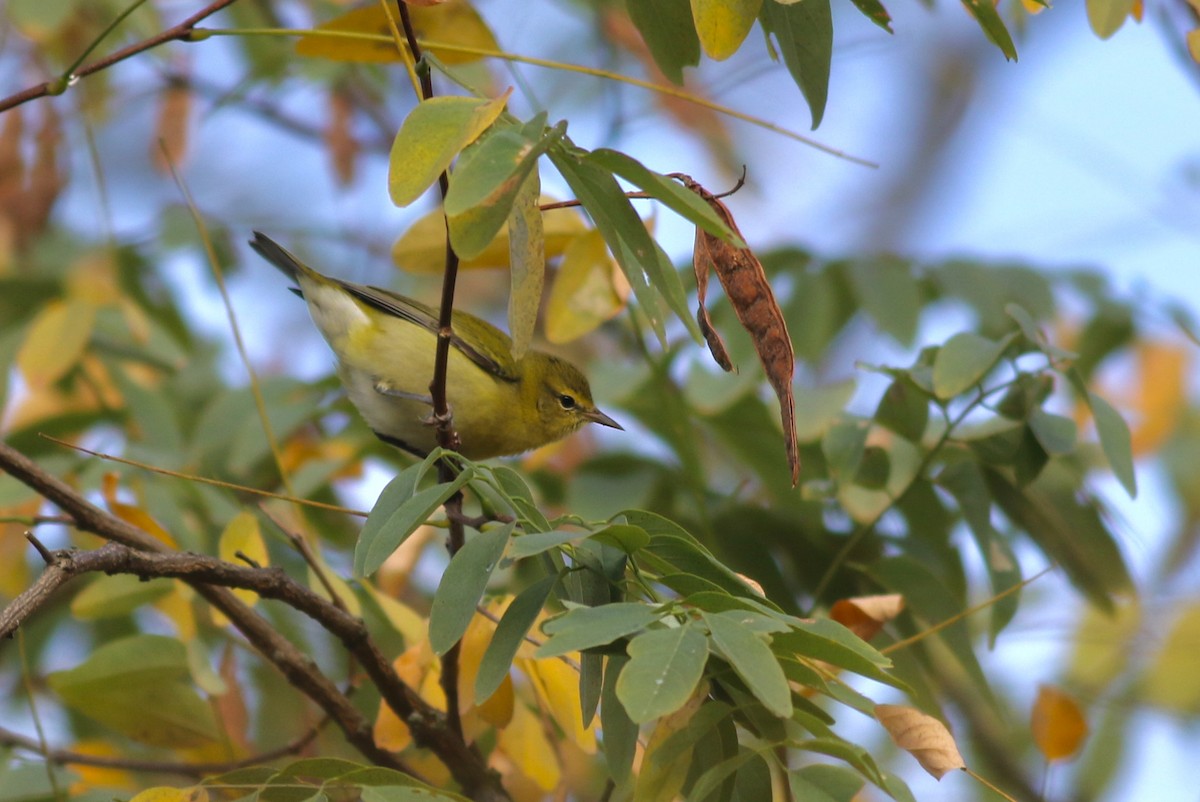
[931,332,1009,399]
[616,622,709,723]
[586,150,742,245]
[388,94,509,207]
[508,529,588,559]
[874,377,929,442]
[355,460,474,577]
[476,574,559,701]
[934,457,1021,643]
[703,611,791,717]
[626,0,701,84]
[848,258,921,345]
[446,117,564,260]
[70,574,173,620]
[772,619,903,690]
[1088,391,1137,497]
[869,556,992,697]
[853,446,891,489]
[789,764,867,802]
[1140,602,1200,711]
[601,654,639,784]
[591,523,652,554]
[47,635,219,748]
[538,603,664,658]
[506,168,544,360]
[549,144,667,340]
[846,0,892,32]
[360,785,471,801]
[822,416,870,482]
[960,0,1017,59]
[686,748,762,802]
[1028,407,1077,456]
[1086,0,1136,38]
[760,0,833,128]
[429,523,514,655]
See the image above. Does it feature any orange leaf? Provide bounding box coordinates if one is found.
[152,79,193,174]
[102,474,178,548]
[326,88,358,187]
[875,704,966,780]
[1129,340,1189,455]
[830,594,904,641]
[1031,684,1087,761]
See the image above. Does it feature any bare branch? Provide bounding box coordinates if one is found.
[0,0,242,115]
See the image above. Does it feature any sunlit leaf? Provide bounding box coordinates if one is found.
[295,1,499,64]
[691,0,762,60]
[545,229,628,343]
[218,511,268,610]
[1086,0,1137,38]
[17,299,95,388]
[497,700,561,790]
[505,169,544,360]
[388,92,510,207]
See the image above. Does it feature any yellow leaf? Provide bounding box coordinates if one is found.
[635,682,708,802]
[66,253,120,306]
[218,512,268,610]
[1129,340,1189,455]
[128,788,207,802]
[155,582,198,641]
[1067,599,1139,692]
[360,581,427,645]
[1031,685,1087,761]
[68,740,137,793]
[1142,602,1200,712]
[521,655,598,754]
[102,474,178,548]
[17,299,95,388]
[507,170,544,361]
[690,0,763,60]
[307,562,362,617]
[497,701,561,791]
[875,704,966,780]
[295,1,499,65]
[478,673,515,727]
[545,229,628,344]
[374,641,438,752]
[394,200,588,273]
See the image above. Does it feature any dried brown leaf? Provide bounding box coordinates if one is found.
[682,175,798,484]
[1031,684,1087,761]
[830,593,905,641]
[326,88,358,188]
[875,703,966,780]
[152,79,192,174]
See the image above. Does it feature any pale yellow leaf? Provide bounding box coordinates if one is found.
[691,0,763,60]
[875,704,966,780]
[497,701,561,791]
[307,563,362,617]
[360,581,428,645]
[295,2,498,64]
[545,229,628,344]
[521,655,598,754]
[635,682,709,802]
[218,512,268,610]
[1086,0,1138,38]
[17,299,95,388]
[507,170,544,360]
[128,788,207,802]
[154,582,198,641]
[393,199,587,273]
[1142,601,1200,712]
[1031,685,1087,761]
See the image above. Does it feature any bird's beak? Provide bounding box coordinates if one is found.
[585,408,624,430]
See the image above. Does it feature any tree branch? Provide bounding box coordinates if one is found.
[0,0,241,115]
[0,441,508,802]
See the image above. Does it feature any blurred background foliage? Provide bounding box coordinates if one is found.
[1,0,1199,800]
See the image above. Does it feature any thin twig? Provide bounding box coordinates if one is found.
[0,0,241,114]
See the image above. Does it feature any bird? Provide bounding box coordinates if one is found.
[249,232,621,460]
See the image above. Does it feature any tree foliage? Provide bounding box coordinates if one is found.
[0,1,1197,802]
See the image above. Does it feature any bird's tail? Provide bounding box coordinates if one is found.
[249,231,315,285]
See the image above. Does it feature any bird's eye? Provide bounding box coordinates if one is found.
[558,394,577,410]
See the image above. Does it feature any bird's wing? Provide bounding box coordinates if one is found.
[340,281,521,383]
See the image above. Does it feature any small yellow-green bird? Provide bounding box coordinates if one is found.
[250,232,621,460]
